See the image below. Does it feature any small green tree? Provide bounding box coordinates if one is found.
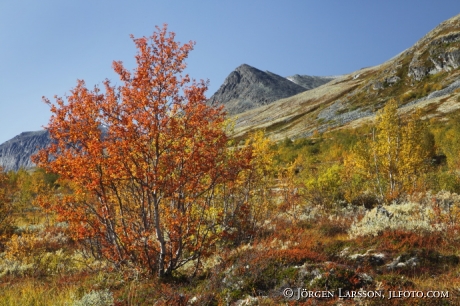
[303,163,344,208]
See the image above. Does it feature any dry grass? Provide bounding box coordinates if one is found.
[0,278,75,306]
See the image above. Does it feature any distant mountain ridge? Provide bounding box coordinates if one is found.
[0,131,50,171]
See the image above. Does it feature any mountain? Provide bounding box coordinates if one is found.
[233,14,460,141]
[0,131,50,171]
[208,64,307,115]
[2,14,460,171]
[286,74,338,90]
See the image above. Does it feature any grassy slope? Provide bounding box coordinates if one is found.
[232,14,460,143]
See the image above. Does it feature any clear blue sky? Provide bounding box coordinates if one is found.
[0,1,459,144]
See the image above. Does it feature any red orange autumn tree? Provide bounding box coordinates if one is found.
[33,25,251,277]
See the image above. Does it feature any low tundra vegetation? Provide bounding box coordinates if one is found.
[2,146,460,305]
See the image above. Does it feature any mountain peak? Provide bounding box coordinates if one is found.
[208,64,307,115]
[235,63,253,70]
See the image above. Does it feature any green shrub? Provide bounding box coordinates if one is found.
[303,164,344,208]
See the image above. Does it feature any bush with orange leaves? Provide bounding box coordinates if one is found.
[33,25,254,278]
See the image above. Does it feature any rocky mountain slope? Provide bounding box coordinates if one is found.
[208,64,308,115]
[233,13,460,141]
[0,131,50,171]
[286,74,338,90]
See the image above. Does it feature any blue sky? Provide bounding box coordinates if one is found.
[0,1,459,144]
